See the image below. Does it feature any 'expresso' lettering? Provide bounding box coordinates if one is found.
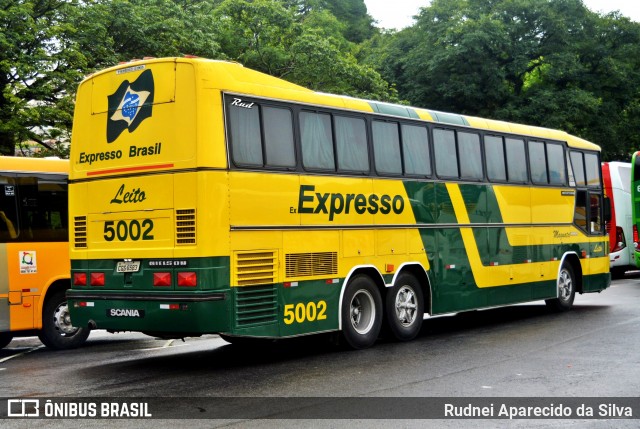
[297,185,404,221]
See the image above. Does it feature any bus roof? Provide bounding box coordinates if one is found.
[0,156,69,174]
[83,57,601,152]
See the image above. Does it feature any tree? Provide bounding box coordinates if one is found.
[364,0,640,159]
[214,0,396,100]
[0,0,87,156]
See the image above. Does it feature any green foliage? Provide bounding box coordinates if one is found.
[0,0,86,155]
[4,0,640,160]
[363,0,640,160]
[213,0,396,99]
[1,0,395,156]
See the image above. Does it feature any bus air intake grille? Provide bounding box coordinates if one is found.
[74,216,87,248]
[175,209,196,245]
[235,284,278,327]
[235,251,277,286]
[285,252,338,278]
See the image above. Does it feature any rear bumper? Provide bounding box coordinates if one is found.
[67,290,230,334]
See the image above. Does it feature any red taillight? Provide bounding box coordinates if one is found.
[90,272,105,286]
[177,272,197,287]
[613,227,626,252]
[153,272,172,287]
[73,273,87,286]
[634,225,639,249]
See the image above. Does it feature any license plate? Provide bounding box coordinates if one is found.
[116,261,141,273]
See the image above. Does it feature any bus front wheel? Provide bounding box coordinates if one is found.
[341,275,382,349]
[546,263,576,311]
[0,332,13,349]
[38,290,90,350]
[385,273,424,341]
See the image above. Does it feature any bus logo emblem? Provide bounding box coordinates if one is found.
[107,69,154,143]
[19,251,37,274]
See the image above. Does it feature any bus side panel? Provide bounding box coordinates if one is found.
[405,180,607,315]
[4,242,69,332]
[0,243,9,331]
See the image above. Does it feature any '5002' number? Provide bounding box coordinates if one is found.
[104,220,154,241]
[283,301,327,325]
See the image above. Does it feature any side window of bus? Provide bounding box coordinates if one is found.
[433,128,458,178]
[485,135,507,181]
[0,175,19,242]
[589,193,603,233]
[547,143,566,185]
[528,140,548,184]
[228,101,263,166]
[401,124,431,177]
[570,151,586,186]
[17,176,68,242]
[585,152,601,188]
[372,120,402,175]
[575,191,588,230]
[458,132,482,180]
[505,138,527,183]
[336,115,368,173]
[300,111,335,170]
[263,106,295,168]
[228,100,296,169]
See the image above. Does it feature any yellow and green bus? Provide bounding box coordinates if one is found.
[67,57,610,349]
[0,156,90,349]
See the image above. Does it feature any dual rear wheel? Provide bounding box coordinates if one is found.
[340,273,424,349]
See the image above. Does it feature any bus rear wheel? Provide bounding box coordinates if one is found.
[385,273,424,341]
[0,332,13,349]
[38,290,90,350]
[546,263,576,311]
[341,275,382,349]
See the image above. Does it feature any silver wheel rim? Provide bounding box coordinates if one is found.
[350,289,376,335]
[395,285,418,327]
[558,268,573,302]
[53,301,79,336]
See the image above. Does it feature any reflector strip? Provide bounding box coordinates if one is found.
[283,282,298,288]
[326,279,339,284]
[160,304,180,310]
[87,163,174,177]
[445,265,456,269]
[79,302,95,307]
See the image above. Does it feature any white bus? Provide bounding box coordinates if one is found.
[602,162,634,278]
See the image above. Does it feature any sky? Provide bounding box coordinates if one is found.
[363,0,640,30]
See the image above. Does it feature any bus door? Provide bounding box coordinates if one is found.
[0,173,19,332]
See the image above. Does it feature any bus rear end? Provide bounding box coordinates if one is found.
[68,58,231,337]
[603,162,633,277]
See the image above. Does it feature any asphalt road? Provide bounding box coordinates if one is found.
[1,275,639,428]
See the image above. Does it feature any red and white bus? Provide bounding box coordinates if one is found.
[602,162,634,278]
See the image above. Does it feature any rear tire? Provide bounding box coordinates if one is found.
[341,275,382,349]
[38,290,90,350]
[385,273,424,341]
[0,332,13,349]
[546,263,576,311]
